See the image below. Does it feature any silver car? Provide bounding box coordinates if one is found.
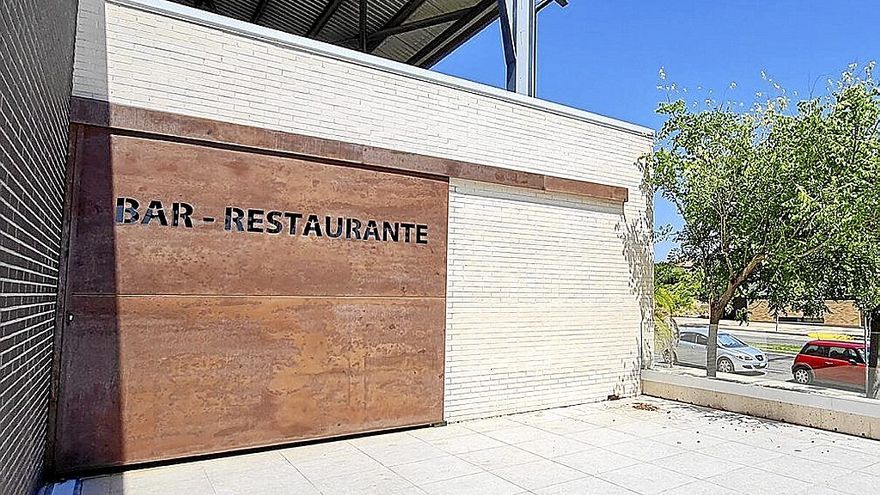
[664,326,767,373]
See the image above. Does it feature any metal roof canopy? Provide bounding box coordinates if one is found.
[180,0,566,95]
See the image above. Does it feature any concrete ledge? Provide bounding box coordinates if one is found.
[642,369,880,439]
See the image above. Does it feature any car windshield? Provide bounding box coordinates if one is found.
[718,334,747,348]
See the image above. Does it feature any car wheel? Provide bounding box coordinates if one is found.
[662,349,677,364]
[793,367,814,385]
[717,357,734,374]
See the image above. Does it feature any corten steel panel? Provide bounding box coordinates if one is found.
[56,127,447,472]
[56,295,445,471]
[69,98,632,204]
[67,129,447,297]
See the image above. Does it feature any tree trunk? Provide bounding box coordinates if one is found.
[707,303,721,377]
[867,308,880,399]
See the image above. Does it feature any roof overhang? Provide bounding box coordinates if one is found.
[174,0,560,68]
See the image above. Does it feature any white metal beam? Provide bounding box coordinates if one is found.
[497,0,536,96]
[514,0,536,96]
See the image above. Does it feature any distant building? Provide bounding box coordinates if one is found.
[748,299,864,328]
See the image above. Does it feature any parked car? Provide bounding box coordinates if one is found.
[664,326,767,373]
[791,340,866,387]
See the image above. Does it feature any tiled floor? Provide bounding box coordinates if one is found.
[70,396,880,495]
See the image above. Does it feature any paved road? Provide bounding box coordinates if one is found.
[761,351,795,382]
[679,324,814,348]
[656,346,866,394]
[724,328,811,347]
[659,352,796,382]
[660,325,869,393]
[669,325,804,382]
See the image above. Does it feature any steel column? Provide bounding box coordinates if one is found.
[497,0,516,92]
[359,0,368,52]
[497,0,536,96]
[516,0,536,96]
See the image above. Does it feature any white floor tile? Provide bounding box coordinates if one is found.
[568,427,639,447]
[793,444,879,470]
[409,424,475,442]
[285,448,383,480]
[63,397,880,495]
[754,454,852,484]
[529,417,602,436]
[348,431,423,449]
[425,432,508,455]
[553,447,640,475]
[462,417,523,433]
[650,429,726,450]
[603,439,683,462]
[455,444,544,471]
[420,472,525,495]
[199,450,290,476]
[658,479,738,495]
[533,475,639,494]
[491,459,586,490]
[484,425,551,444]
[597,462,697,495]
[655,450,744,479]
[696,439,785,465]
[310,466,419,495]
[576,412,641,428]
[356,439,449,467]
[705,466,813,495]
[858,460,880,476]
[206,462,319,495]
[391,454,482,486]
[608,420,680,438]
[825,470,880,495]
[275,439,360,462]
[514,435,591,458]
[510,410,571,426]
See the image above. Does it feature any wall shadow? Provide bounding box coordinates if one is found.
[50,0,124,483]
[617,158,655,377]
[53,124,124,477]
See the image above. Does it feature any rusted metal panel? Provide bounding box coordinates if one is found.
[543,176,629,202]
[69,97,631,203]
[67,129,448,296]
[55,127,447,472]
[56,295,445,471]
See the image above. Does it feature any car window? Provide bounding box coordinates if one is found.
[718,334,746,348]
[694,334,708,346]
[680,333,696,344]
[845,348,865,364]
[801,345,827,357]
[828,346,850,361]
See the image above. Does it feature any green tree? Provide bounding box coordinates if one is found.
[647,65,880,380]
[653,262,701,365]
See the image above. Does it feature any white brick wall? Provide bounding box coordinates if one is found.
[73,0,654,421]
[444,180,647,420]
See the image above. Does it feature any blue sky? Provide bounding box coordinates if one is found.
[433,0,880,261]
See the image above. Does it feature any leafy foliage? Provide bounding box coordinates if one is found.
[653,262,701,362]
[647,64,880,378]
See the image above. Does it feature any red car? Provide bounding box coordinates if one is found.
[791,340,866,387]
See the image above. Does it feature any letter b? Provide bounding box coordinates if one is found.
[116,197,140,224]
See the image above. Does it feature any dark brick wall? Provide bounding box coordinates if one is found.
[1,1,79,494]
